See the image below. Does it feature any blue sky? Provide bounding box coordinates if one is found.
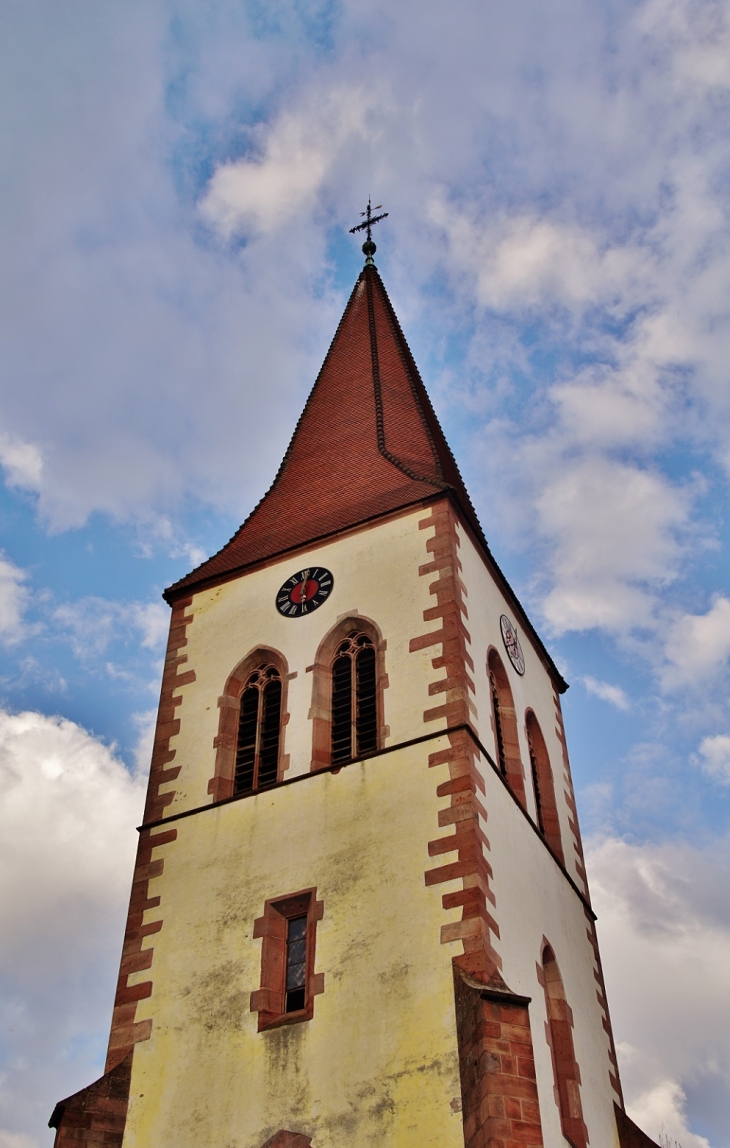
[1,1,730,1145]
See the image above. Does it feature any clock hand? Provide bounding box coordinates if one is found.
[299,569,310,603]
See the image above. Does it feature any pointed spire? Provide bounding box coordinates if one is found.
[165,264,482,599]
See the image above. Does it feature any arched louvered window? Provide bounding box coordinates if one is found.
[330,631,378,765]
[234,663,282,794]
[524,711,564,862]
[489,661,508,779]
[487,648,527,808]
[527,723,545,834]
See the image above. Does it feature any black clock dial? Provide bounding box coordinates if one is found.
[500,614,525,675]
[276,567,334,618]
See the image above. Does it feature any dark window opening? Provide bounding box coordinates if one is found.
[331,632,377,765]
[285,915,308,1013]
[489,668,507,778]
[527,728,545,834]
[234,664,282,795]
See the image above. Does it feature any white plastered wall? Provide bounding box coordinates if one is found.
[454,518,619,1146]
[455,519,581,885]
[476,769,620,1147]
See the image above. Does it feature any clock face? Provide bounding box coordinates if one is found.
[500,614,525,675]
[276,567,334,618]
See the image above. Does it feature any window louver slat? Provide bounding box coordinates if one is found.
[331,654,353,764]
[234,687,259,794]
[355,645,377,754]
[234,664,282,794]
[258,678,282,788]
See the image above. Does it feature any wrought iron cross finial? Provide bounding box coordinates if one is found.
[349,197,389,264]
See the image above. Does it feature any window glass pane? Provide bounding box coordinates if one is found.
[285,915,308,1011]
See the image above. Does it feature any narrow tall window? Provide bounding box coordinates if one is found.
[526,712,564,863]
[331,632,378,765]
[234,664,282,794]
[285,916,308,1013]
[487,649,527,807]
[527,727,545,834]
[250,889,325,1030]
[489,665,508,778]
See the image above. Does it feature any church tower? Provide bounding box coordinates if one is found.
[50,233,659,1148]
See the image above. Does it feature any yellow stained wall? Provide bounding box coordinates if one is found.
[124,742,464,1148]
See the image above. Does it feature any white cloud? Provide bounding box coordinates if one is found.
[582,676,630,710]
[0,555,29,646]
[129,602,169,650]
[535,457,691,634]
[201,86,385,238]
[627,1077,710,1148]
[0,708,145,1140]
[53,596,169,661]
[637,0,730,91]
[132,708,157,775]
[694,734,730,785]
[662,597,730,689]
[0,435,42,494]
[0,709,144,966]
[431,205,651,315]
[587,834,730,1147]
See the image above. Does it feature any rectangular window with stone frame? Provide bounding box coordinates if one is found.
[250,889,325,1031]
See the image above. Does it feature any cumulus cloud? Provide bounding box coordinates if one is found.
[0,435,43,494]
[0,709,145,1142]
[201,86,386,238]
[431,205,651,316]
[582,676,630,710]
[627,1078,711,1148]
[694,735,730,785]
[587,834,730,1147]
[534,458,691,634]
[662,597,730,689]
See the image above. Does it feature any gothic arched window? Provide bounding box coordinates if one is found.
[330,632,378,765]
[234,663,283,794]
[526,711,564,863]
[487,648,527,808]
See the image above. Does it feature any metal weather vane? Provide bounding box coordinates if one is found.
[350,197,389,264]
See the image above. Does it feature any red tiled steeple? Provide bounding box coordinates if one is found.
[165,264,481,599]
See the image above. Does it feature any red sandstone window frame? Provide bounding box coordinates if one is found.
[208,646,290,802]
[308,615,388,771]
[525,710,564,864]
[486,647,527,808]
[539,941,588,1148]
[250,888,325,1031]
